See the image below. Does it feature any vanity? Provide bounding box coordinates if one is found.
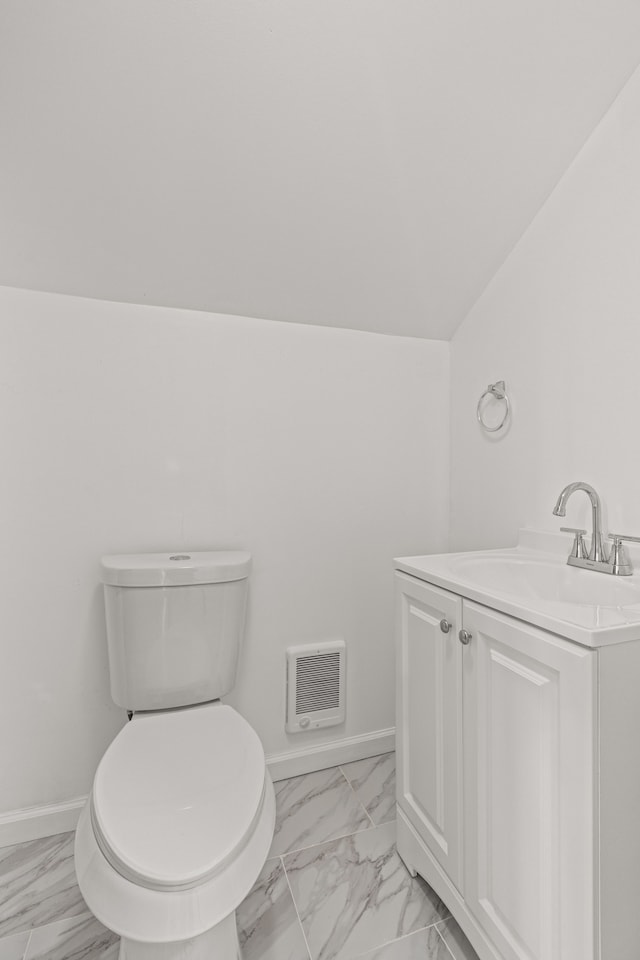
[395,527,640,960]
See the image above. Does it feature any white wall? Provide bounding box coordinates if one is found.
[0,286,449,815]
[450,66,640,551]
[3,1,640,339]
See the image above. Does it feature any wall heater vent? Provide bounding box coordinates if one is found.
[286,640,346,733]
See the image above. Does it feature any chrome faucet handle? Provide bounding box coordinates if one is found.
[560,527,588,559]
[607,534,640,576]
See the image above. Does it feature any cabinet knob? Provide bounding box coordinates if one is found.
[439,619,452,634]
[458,629,472,645]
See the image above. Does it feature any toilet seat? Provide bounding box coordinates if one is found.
[91,701,267,891]
[75,701,276,945]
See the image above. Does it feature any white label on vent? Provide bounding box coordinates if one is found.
[286,641,346,733]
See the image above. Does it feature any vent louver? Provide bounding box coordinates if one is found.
[286,641,346,733]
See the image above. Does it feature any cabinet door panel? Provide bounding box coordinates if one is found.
[395,573,463,889]
[463,601,594,960]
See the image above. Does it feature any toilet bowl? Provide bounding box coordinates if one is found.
[75,701,276,959]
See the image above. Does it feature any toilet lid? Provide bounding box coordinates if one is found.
[91,703,267,891]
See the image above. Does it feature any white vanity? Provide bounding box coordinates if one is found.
[395,529,640,960]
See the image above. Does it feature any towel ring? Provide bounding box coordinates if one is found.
[477,380,510,433]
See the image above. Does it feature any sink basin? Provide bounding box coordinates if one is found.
[451,555,640,608]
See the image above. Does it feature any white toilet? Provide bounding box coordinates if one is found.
[74,551,275,960]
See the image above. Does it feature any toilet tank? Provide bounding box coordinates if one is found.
[100,551,251,711]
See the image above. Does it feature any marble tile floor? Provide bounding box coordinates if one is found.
[0,753,479,960]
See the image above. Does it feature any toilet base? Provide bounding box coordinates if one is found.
[118,910,241,960]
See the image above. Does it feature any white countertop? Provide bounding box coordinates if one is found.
[395,529,640,648]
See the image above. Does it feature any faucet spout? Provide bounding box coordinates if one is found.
[552,481,608,563]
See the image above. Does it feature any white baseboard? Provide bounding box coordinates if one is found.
[0,727,395,847]
[0,797,87,848]
[266,727,395,782]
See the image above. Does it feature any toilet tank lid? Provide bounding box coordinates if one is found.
[101,551,251,587]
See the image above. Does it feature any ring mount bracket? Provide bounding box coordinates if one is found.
[477,380,510,433]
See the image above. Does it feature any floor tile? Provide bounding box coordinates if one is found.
[0,834,86,937]
[340,754,396,826]
[0,931,30,960]
[24,914,119,960]
[349,925,454,959]
[436,918,479,960]
[283,820,449,960]
[269,768,371,857]
[237,857,310,960]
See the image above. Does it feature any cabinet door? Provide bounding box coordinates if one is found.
[395,573,463,889]
[463,601,595,960]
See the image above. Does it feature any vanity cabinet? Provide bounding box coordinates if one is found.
[395,576,463,889]
[396,571,640,960]
[461,600,594,960]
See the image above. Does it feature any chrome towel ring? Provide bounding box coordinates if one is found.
[477,380,510,433]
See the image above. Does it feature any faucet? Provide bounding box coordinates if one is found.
[552,481,640,575]
[552,481,607,563]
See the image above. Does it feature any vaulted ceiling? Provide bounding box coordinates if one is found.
[2,1,640,338]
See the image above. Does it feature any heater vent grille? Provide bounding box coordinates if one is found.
[286,641,345,733]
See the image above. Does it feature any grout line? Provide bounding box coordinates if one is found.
[21,929,32,960]
[3,908,93,940]
[337,763,364,793]
[434,920,460,960]
[280,855,313,960]
[337,765,377,830]
[361,804,376,830]
[344,919,452,960]
[277,819,388,862]
[0,909,95,959]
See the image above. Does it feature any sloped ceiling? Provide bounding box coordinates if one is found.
[2,1,640,339]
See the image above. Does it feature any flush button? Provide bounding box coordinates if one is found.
[169,554,191,561]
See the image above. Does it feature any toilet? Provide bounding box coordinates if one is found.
[74,551,275,960]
